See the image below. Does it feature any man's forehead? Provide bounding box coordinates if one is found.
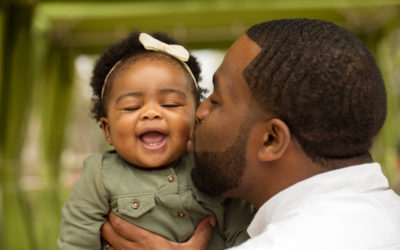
[213,35,261,95]
[227,35,261,64]
[218,35,261,84]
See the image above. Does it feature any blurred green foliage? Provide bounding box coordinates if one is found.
[1,1,400,249]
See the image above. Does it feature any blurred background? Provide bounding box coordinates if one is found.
[1,0,400,249]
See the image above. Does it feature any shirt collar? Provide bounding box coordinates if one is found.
[247,162,389,238]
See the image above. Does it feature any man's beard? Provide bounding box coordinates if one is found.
[191,123,250,197]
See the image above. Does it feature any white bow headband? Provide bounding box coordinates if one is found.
[101,33,198,99]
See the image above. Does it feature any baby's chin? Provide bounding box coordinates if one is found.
[119,143,188,170]
[128,157,182,170]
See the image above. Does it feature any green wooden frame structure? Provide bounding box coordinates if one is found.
[1,0,400,249]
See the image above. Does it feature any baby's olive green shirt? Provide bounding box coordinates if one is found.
[58,151,255,250]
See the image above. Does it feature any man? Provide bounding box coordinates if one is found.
[101,18,400,249]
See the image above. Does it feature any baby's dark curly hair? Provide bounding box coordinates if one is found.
[90,31,205,122]
[244,19,387,164]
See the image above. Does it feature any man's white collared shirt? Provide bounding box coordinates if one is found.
[230,163,400,250]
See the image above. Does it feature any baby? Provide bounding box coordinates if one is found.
[57,31,255,250]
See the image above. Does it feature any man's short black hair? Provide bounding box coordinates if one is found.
[90,31,204,122]
[244,18,387,164]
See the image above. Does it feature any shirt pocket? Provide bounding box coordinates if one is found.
[116,194,156,219]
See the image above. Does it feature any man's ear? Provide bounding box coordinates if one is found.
[258,118,291,162]
[100,117,113,145]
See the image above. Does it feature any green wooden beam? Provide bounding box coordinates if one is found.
[35,0,400,20]
[0,9,4,121]
[40,46,74,179]
[32,0,400,51]
[29,1,398,53]
[0,5,38,250]
[0,5,35,159]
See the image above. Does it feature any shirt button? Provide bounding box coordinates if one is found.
[167,175,175,183]
[131,200,140,209]
[177,212,186,218]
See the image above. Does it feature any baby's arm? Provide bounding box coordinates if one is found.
[222,198,256,248]
[58,155,110,250]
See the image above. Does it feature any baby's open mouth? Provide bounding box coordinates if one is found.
[139,131,167,149]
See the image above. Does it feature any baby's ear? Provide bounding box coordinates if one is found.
[258,118,291,162]
[100,117,113,145]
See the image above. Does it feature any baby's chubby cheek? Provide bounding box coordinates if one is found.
[187,140,193,154]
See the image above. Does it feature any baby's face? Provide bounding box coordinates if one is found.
[101,58,196,168]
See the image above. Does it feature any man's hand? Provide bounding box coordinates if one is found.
[101,212,216,250]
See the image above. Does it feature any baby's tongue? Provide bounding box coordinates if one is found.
[141,132,165,145]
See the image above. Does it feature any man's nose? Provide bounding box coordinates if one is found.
[195,98,211,123]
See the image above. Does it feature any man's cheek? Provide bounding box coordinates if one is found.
[194,127,214,151]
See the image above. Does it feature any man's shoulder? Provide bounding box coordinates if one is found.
[238,191,400,250]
